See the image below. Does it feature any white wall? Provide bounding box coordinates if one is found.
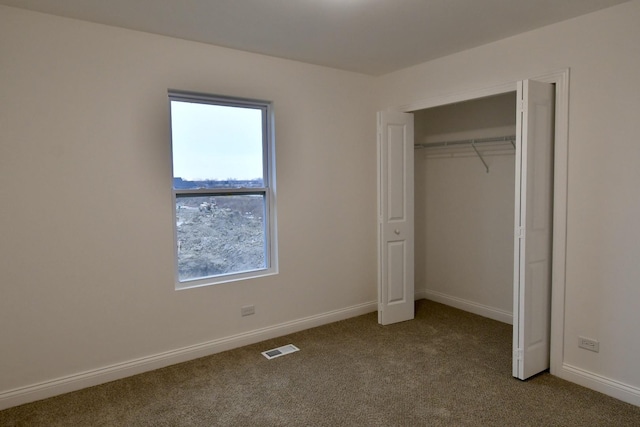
[377,0,640,404]
[0,6,377,407]
[414,94,516,322]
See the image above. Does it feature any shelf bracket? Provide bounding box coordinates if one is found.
[471,141,489,173]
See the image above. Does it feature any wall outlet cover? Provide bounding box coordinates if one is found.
[578,336,600,353]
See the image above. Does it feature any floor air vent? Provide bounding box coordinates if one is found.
[262,344,299,360]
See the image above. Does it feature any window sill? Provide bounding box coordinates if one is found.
[175,268,278,290]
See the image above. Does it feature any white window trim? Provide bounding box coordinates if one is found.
[169,90,278,290]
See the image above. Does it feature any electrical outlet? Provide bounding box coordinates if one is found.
[241,305,255,317]
[578,336,599,353]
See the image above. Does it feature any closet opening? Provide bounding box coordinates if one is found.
[413,92,519,326]
[411,84,556,380]
[378,69,568,381]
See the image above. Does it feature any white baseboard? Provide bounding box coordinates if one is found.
[421,289,513,324]
[0,301,377,411]
[559,364,640,407]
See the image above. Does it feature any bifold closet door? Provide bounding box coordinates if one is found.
[377,111,414,325]
[513,80,555,380]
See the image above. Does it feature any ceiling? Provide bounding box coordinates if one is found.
[0,0,630,75]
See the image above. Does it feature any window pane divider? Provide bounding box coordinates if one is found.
[174,188,267,196]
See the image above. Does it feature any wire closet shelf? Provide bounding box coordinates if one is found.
[414,135,516,173]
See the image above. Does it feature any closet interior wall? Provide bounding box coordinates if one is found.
[414,92,517,322]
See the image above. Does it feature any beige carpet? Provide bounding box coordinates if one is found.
[2,299,639,426]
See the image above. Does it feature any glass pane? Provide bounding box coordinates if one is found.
[171,100,264,189]
[176,194,266,282]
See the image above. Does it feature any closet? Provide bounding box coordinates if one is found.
[379,77,559,380]
[413,93,518,323]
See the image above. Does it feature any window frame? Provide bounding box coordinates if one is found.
[168,90,278,289]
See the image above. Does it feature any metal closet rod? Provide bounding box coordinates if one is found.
[414,135,516,174]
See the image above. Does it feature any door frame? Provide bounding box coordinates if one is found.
[384,68,569,376]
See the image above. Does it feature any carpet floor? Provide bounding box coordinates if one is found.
[2,299,639,426]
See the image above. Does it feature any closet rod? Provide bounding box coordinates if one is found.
[414,135,516,150]
[414,135,516,174]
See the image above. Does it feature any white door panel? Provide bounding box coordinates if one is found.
[513,80,554,380]
[378,111,414,325]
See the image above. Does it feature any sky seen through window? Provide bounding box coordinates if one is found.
[171,101,263,182]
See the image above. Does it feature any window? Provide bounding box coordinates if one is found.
[169,91,277,288]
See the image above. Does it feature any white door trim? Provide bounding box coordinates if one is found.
[392,81,517,113]
[389,68,569,378]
